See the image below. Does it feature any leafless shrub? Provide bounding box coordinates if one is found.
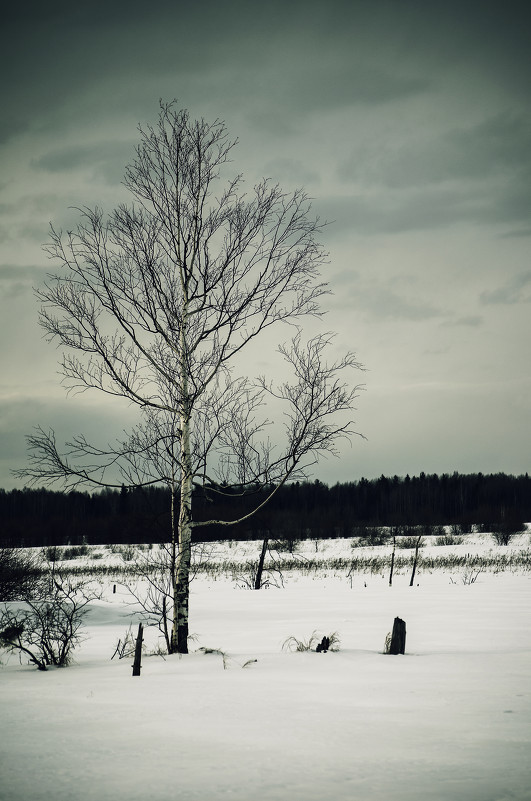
[0,547,44,601]
[0,565,100,670]
[351,527,389,546]
[234,561,285,590]
[396,536,425,550]
[450,569,483,585]
[435,533,464,546]
[111,625,137,660]
[282,630,340,652]
[491,520,525,546]
[269,538,300,554]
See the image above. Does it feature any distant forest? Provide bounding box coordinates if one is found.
[1,471,530,547]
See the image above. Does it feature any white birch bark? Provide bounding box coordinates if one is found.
[172,416,192,652]
[172,291,193,653]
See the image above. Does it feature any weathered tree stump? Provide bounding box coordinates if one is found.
[132,622,143,676]
[389,617,406,655]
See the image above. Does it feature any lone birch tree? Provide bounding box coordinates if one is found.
[17,102,363,653]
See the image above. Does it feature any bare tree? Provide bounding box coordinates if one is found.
[16,102,363,653]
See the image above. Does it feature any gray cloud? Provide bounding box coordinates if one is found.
[500,228,531,239]
[480,271,531,305]
[442,316,484,328]
[32,140,135,186]
[0,394,139,490]
[0,265,46,298]
[319,171,531,236]
[342,113,531,190]
[334,110,531,234]
[359,286,443,322]
[330,277,444,323]
[269,63,428,115]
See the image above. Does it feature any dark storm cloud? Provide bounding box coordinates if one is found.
[1,2,233,143]
[3,0,530,143]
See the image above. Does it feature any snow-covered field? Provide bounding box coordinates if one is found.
[1,535,531,801]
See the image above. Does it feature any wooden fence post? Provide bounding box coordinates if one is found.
[132,622,143,676]
[389,617,406,654]
[409,535,423,586]
[389,532,396,586]
[254,537,269,590]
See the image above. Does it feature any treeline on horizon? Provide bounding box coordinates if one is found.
[1,471,530,548]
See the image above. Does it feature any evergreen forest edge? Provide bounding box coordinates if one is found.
[1,471,529,548]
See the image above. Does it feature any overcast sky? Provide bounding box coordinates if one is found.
[1,0,530,490]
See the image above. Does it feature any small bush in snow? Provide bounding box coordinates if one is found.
[282,631,340,652]
[269,538,300,554]
[396,536,425,550]
[111,625,138,660]
[435,533,464,546]
[490,520,525,546]
[42,546,64,562]
[118,545,137,562]
[62,544,90,560]
[351,527,389,547]
[0,547,43,602]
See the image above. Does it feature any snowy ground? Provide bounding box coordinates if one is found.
[1,535,531,801]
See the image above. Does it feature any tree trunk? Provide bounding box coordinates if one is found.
[162,595,171,654]
[172,432,192,654]
[171,303,193,655]
[254,538,269,589]
[172,548,190,653]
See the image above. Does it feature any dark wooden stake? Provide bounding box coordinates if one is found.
[389,532,396,586]
[409,535,423,586]
[389,617,406,654]
[132,622,143,676]
[254,538,269,589]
